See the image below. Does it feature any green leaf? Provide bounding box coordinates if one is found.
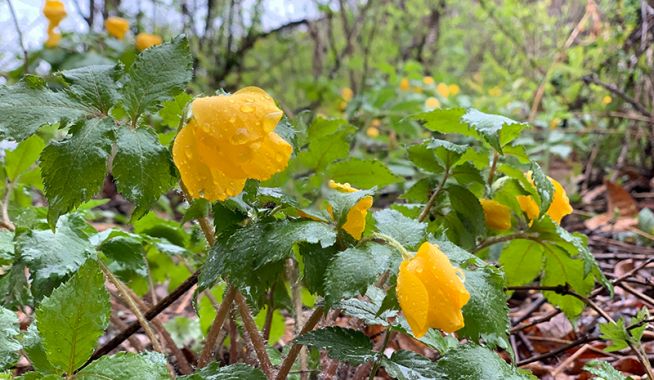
[159,92,193,129]
[600,319,630,352]
[0,230,14,266]
[77,352,169,380]
[435,344,535,379]
[60,65,119,114]
[413,108,469,135]
[426,139,467,168]
[294,327,375,365]
[407,144,444,173]
[0,80,93,142]
[181,362,267,380]
[41,118,114,226]
[99,233,148,281]
[0,264,31,309]
[584,360,631,380]
[327,158,402,188]
[447,184,486,237]
[499,239,544,286]
[5,135,45,181]
[461,109,528,153]
[36,260,110,374]
[381,350,440,380]
[541,246,594,318]
[200,220,337,292]
[17,214,95,300]
[22,324,57,374]
[113,127,175,220]
[324,243,396,305]
[120,36,192,122]
[337,287,398,326]
[374,209,426,249]
[0,306,21,370]
[529,162,554,217]
[298,118,355,170]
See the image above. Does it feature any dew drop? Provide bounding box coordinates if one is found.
[230,128,250,144]
[240,105,255,113]
[229,117,236,123]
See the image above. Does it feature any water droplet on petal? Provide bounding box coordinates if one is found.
[229,117,236,123]
[240,105,255,113]
[230,128,250,144]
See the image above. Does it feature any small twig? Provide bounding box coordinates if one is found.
[1,180,15,231]
[7,0,28,74]
[235,292,274,379]
[487,152,500,185]
[473,232,539,253]
[198,286,237,367]
[517,335,598,366]
[276,307,325,380]
[367,330,393,380]
[418,170,449,222]
[583,74,651,116]
[109,315,145,352]
[286,258,308,378]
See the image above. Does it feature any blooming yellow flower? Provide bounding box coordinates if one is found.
[549,118,561,129]
[422,76,434,85]
[602,95,612,105]
[173,87,292,201]
[135,33,163,51]
[328,180,373,240]
[43,0,66,28]
[448,84,460,96]
[437,83,450,98]
[45,31,61,48]
[105,17,129,40]
[340,87,353,102]
[397,242,470,337]
[400,78,410,91]
[425,97,440,109]
[517,174,573,224]
[366,127,380,138]
[488,86,503,97]
[480,199,511,230]
[370,118,381,128]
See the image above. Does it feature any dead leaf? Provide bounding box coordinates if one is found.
[606,181,639,217]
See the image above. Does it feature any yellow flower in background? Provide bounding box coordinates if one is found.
[328,180,373,240]
[366,127,380,138]
[397,242,470,337]
[106,17,130,40]
[488,86,503,97]
[517,174,573,224]
[173,87,292,201]
[480,199,511,230]
[422,76,434,85]
[437,83,450,98]
[425,97,440,109]
[400,78,410,91]
[370,118,381,128]
[45,31,61,48]
[412,87,424,94]
[602,95,612,105]
[43,0,66,28]
[340,87,353,102]
[549,118,561,129]
[135,33,163,51]
[448,84,461,96]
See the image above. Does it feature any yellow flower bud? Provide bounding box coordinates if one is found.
[397,242,470,337]
[105,17,130,40]
[448,84,460,96]
[437,83,450,98]
[517,174,573,224]
[366,127,380,138]
[602,95,612,105]
[370,118,382,128]
[43,0,66,28]
[422,76,434,85]
[340,87,353,102]
[328,180,373,240]
[135,33,163,51]
[173,87,292,201]
[488,86,503,97]
[400,78,410,91]
[480,199,511,230]
[425,97,440,110]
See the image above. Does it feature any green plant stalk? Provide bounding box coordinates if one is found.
[372,232,411,260]
[418,170,450,222]
[368,330,392,380]
[197,286,237,367]
[235,291,275,378]
[275,306,325,380]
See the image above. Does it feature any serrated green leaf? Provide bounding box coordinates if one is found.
[17,214,95,300]
[77,352,169,380]
[113,127,175,220]
[337,287,397,326]
[413,108,469,135]
[0,230,14,266]
[41,118,114,226]
[461,109,527,153]
[541,245,594,318]
[407,144,444,173]
[529,162,554,217]
[381,350,440,380]
[584,360,631,380]
[294,327,375,365]
[0,264,31,309]
[435,343,535,379]
[499,239,544,286]
[600,319,630,352]
[0,306,21,370]
[327,158,402,188]
[181,362,267,380]
[36,260,110,374]
[22,324,57,374]
[447,184,486,238]
[0,81,93,142]
[324,243,396,306]
[159,92,192,129]
[5,135,45,181]
[121,36,192,122]
[60,65,119,113]
[374,209,426,249]
[99,233,148,281]
[426,139,467,168]
[299,243,337,295]
[402,178,436,203]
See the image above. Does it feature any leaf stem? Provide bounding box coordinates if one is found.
[418,170,449,222]
[487,151,500,185]
[473,232,539,252]
[368,330,393,380]
[372,232,411,260]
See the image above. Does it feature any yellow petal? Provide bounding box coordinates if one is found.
[517,195,539,221]
[397,260,430,337]
[328,180,358,193]
[399,78,410,91]
[135,33,163,51]
[340,87,353,101]
[437,83,450,98]
[106,17,129,40]
[548,178,573,224]
[342,196,373,240]
[480,199,511,230]
[448,84,460,96]
[422,76,434,85]
[425,97,440,109]
[366,127,380,138]
[43,0,66,27]
[45,30,61,48]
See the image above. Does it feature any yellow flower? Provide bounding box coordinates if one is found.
[366,127,380,138]
[549,118,561,129]
[43,0,66,28]
[448,84,460,96]
[517,174,573,224]
[480,199,511,230]
[339,101,348,111]
[437,83,450,98]
[45,30,61,48]
[173,87,292,201]
[425,97,440,109]
[400,78,410,91]
[488,86,503,97]
[105,17,129,40]
[397,242,470,337]
[412,87,424,94]
[135,33,163,51]
[602,95,612,105]
[370,118,382,128]
[340,87,353,102]
[328,180,373,240]
[422,76,434,85]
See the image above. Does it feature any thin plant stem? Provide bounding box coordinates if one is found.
[418,170,449,222]
[371,232,411,260]
[235,291,274,378]
[368,330,393,380]
[7,0,28,74]
[198,286,237,367]
[275,306,325,380]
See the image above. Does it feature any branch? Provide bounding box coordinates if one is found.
[198,286,237,367]
[583,74,651,116]
[275,306,325,380]
[7,0,28,74]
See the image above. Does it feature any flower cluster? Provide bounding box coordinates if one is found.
[43,0,66,48]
